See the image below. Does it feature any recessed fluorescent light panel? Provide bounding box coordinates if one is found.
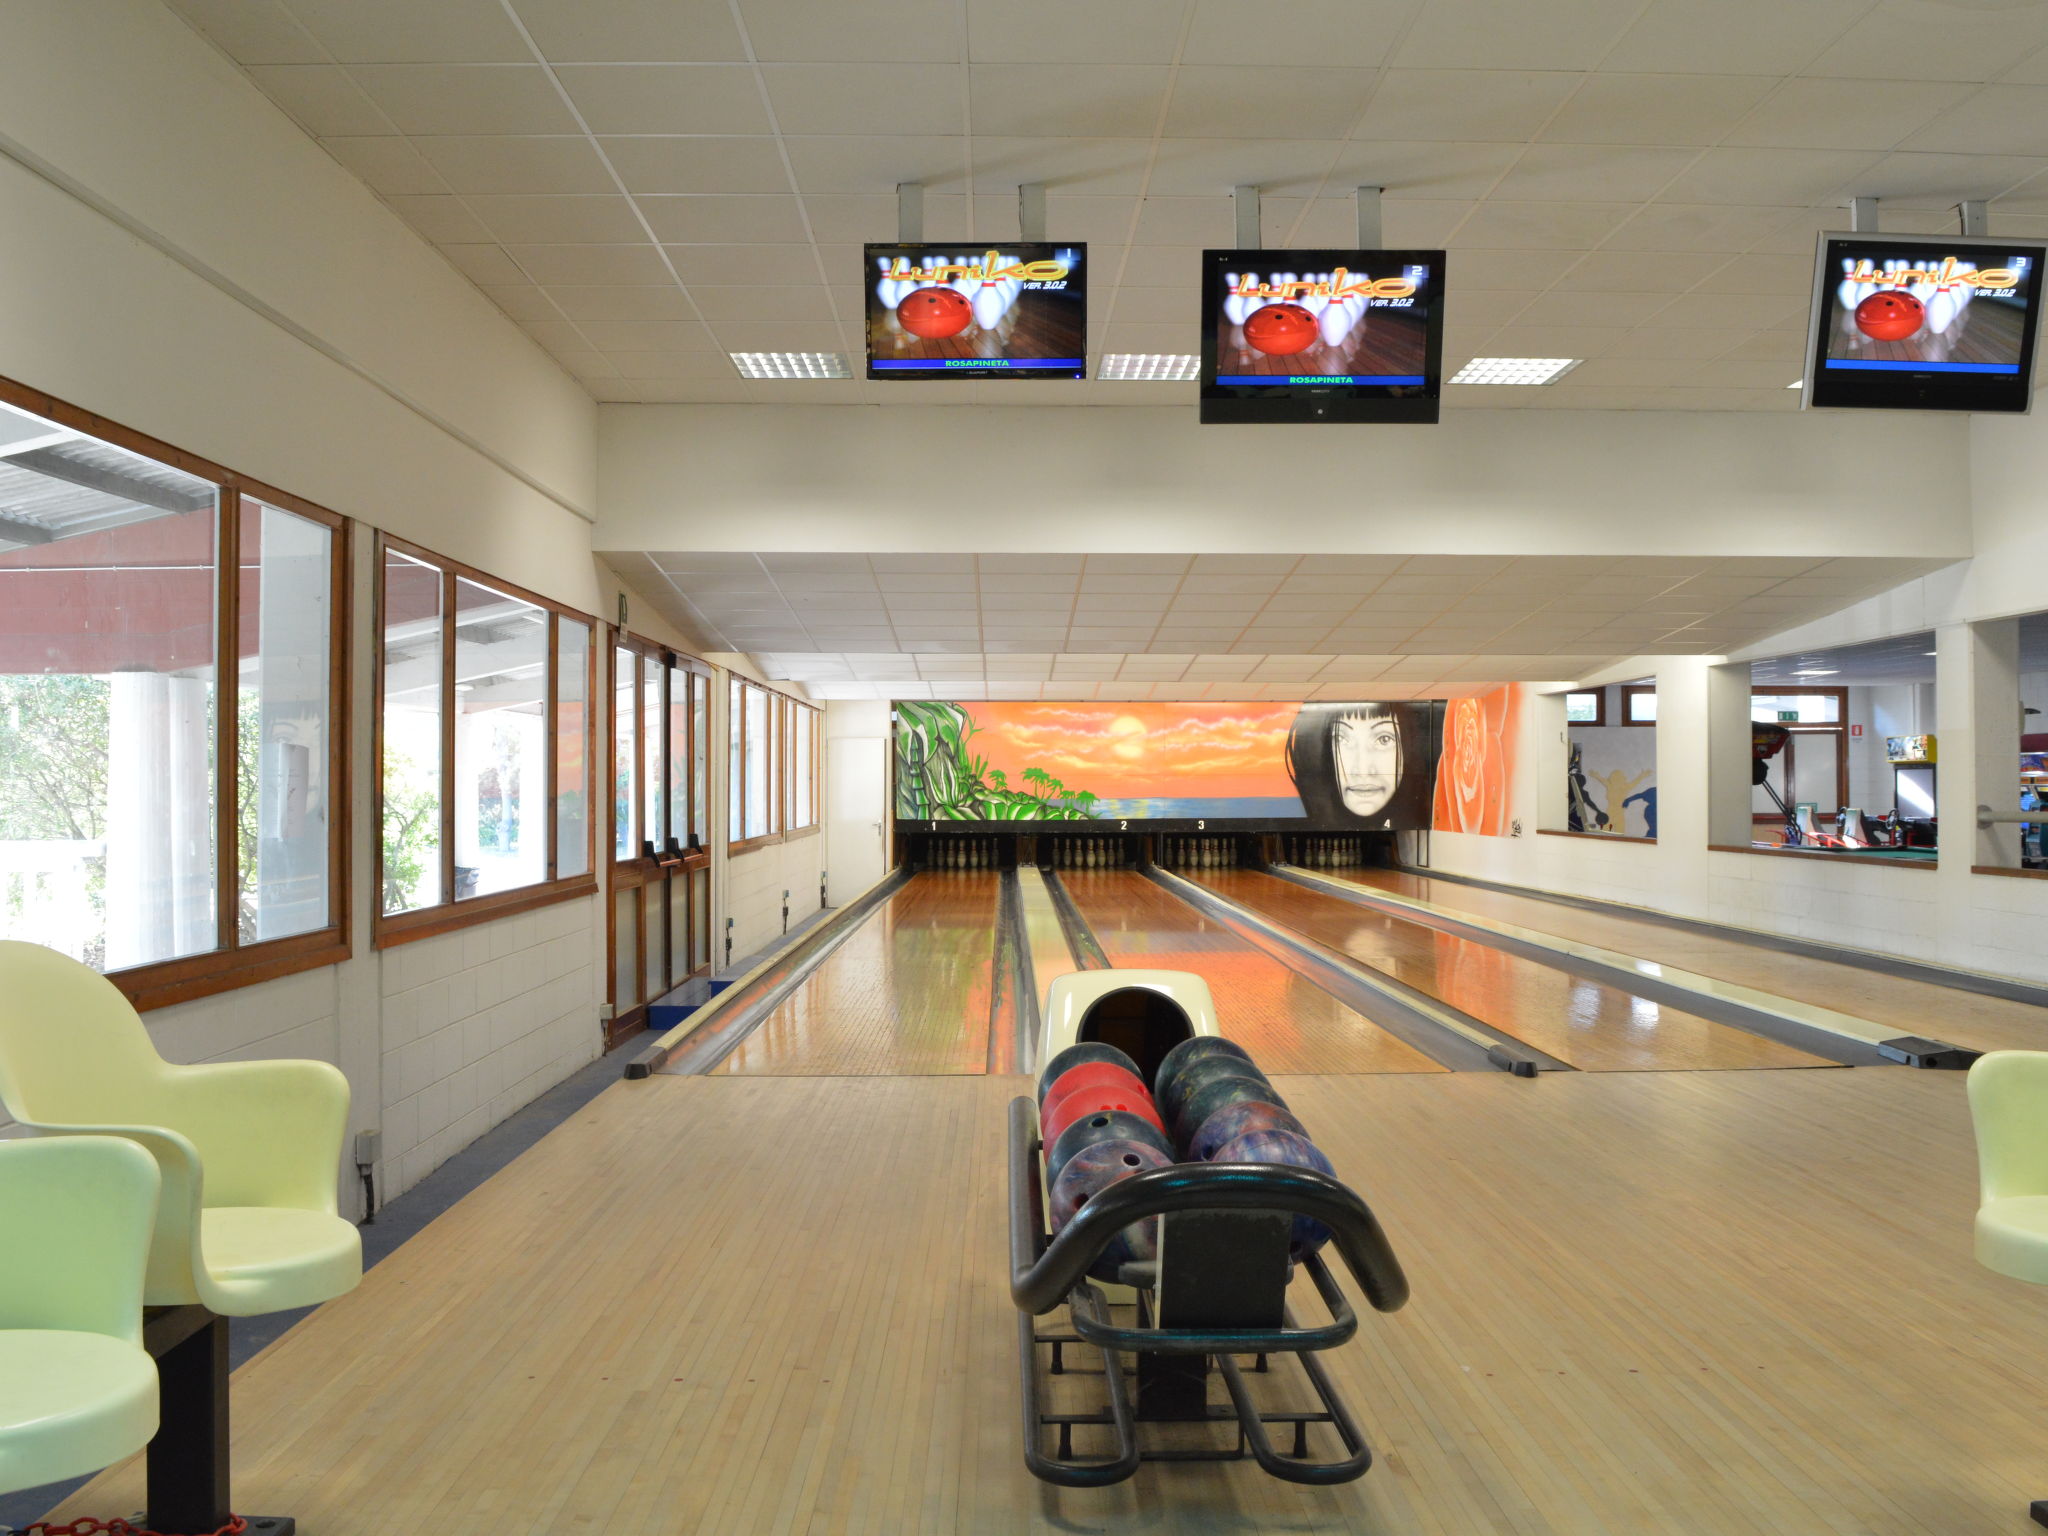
[1100,354,1200,380]
[730,352,852,380]
[1448,357,1581,385]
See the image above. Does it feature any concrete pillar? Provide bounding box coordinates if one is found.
[1970,616,2021,870]
[1705,659,1752,851]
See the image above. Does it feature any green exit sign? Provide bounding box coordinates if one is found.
[1778,710,1798,721]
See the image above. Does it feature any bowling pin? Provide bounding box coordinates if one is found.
[973,276,1005,331]
[1222,273,1248,326]
[1928,287,1957,334]
[1319,294,1354,347]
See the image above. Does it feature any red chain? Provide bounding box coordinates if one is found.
[19,1516,247,1536]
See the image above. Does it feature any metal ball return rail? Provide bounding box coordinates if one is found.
[1008,1095,1409,1487]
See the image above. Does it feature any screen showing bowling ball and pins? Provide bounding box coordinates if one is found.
[865,243,1087,379]
[1208,253,1442,388]
[1820,239,2037,376]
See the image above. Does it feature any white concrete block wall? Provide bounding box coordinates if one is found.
[724,837,825,965]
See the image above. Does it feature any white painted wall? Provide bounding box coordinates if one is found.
[597,405,1972,559]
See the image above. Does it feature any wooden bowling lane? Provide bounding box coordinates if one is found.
[1197,869,1832,1073]
[1056,869,1445,1076]
[1347,867,2048,1056]
[711,872,997,1076]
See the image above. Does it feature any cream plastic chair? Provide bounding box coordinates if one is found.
[0,1136,161,1495]
[1967,1050,2048,1286]
[0,940,360,1315]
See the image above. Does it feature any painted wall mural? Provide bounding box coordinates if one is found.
[1432,683,1521,836]
[893,700,1441,828]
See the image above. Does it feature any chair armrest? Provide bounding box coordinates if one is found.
[13,1119,204,1308]
[160,1058,350,1213]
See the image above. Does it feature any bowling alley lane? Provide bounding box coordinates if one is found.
[711,872,1000,1076]
[1055,869,1445,1076]
[1341,867,2048,1057]
[1191,869,1833,1072]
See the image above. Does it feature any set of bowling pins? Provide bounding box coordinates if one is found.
[1162,837,1236,869]
[876,253,1024,332]
[1048,838,1123,869]
[1289,836,1360,868]
[1222,271,1365,348]
[932,838,998,869]
[1837,257,1974,336]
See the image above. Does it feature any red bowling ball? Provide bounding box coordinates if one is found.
[897,286,972,339]
[1243,302,1320,356]
[1854,289,1924,343]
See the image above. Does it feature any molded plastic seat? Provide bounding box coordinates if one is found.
[1967,1052,2048,1286]
[0,940,362,1318]
[0,1136,161,1495]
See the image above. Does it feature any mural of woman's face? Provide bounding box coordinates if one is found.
[1332,714,1401,818]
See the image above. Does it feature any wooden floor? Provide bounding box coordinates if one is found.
[1203,869,1832,1073]
[1353,869,2048,1056]
[711,873,998,1076]
[1061,869,1445,1076]
[55,1065,2048,1535]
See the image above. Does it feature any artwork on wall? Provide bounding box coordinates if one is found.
[893,699,1441,829]
[1566,684,1657,837]
[1433,683,1521,836]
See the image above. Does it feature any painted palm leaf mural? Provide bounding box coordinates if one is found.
[894,702,1100,821]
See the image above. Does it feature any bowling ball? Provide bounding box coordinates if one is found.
[1209,1127,1335,1254]
[898,286,972,339]
[1172,1072,1285,1150]
[1154,1035,1256,1115]
[1166,1052,1271,1117]
[1041,1080,1165,1150]
[1188,1099,1308,1163]
[1037,1041,1141,1101]
[1045,1108,1174,1190]
[1854,288,1924,342]
[1049,1138,1172,1281]
[1043,1060,1148,1113]
[1243,302,1319,356]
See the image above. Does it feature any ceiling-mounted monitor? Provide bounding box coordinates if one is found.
[1199,250,1445,424]
[864,243,1086,380]
[1802,230,2046,413]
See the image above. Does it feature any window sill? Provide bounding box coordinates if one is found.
[1537,828,1656,845]
[1709,843,1938,871]
[374,875,599,949]
[727,825,821,857]
[114,931,352,1013]
[1973,864,2048,881]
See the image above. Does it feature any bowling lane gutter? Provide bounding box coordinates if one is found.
[623,867,912,1078]
[1140,862,1558,1077]
[990,866,1042,1076]
[1268,862,1890,1069]
[1039,867,1111,970]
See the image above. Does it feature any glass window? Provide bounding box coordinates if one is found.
[1752,692,1841,723]
[555,619,590,880]
[728,676,744,842]
[690,672,707,849]
[381,550,444,915]
[641,653,662,853]
[0,404,221,970]
[745,684,770,839]
[668,664,691,854]
[794,706,815,827]
[452,578,547,901]
[1624,687,1657,725]
[239,501,332,941]
[614,645,636,860]
[1564,691,1602,724]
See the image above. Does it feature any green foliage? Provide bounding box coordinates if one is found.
[380,747,440,911]
[894,701,1100,821]
[0,674,110,842]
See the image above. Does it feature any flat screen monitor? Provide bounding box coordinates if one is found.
[864,243,1086,380]
[1803,231,2046,413]
[1200,249,1445,424]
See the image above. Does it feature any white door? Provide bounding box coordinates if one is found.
[826,736,888,903]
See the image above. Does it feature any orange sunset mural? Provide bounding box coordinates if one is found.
[893,699,1441,828]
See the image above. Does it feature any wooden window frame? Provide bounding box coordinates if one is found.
[1621,684,1657,727]
[1563,689,1607,727]
[372,532,598,948]
[727,677,820,855]
[1749,685,1851,824]
[0,375,352,1011]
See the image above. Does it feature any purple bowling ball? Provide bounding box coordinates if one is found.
[1049,1138,1172,1281]
[1210,1127,1335,1255]
[1188,1099,1309,1162]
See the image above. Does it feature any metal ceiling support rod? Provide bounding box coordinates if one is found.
[1018,182,1045,243]
[1850,196,1879,232]
[1357,185,1383,248]
[1960,199,1990,237]
[1235,184,1260,249]
[897,181,923,243]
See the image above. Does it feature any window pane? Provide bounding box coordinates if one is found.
[745,685,770,839]
[642,654,662,850]
[613,883,639,1006]
[642,882,662,999]
[1752,692,1840,723]
[614,646,636,859]
[1564,692,1599,724]
[1627,691,1657,724]
[795,707,815,827]
[0,401,220,969]
[728,676,743,842]
[453,578,547,900]
[668,665,690,852]
[555,619,590,880]
[381,550,442,914]
[239,502,332,941]
[691,673,707,847]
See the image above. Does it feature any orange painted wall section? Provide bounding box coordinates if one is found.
[1434,683,1522,836]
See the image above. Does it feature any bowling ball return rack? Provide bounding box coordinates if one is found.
[1008,1096,1408,1487]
